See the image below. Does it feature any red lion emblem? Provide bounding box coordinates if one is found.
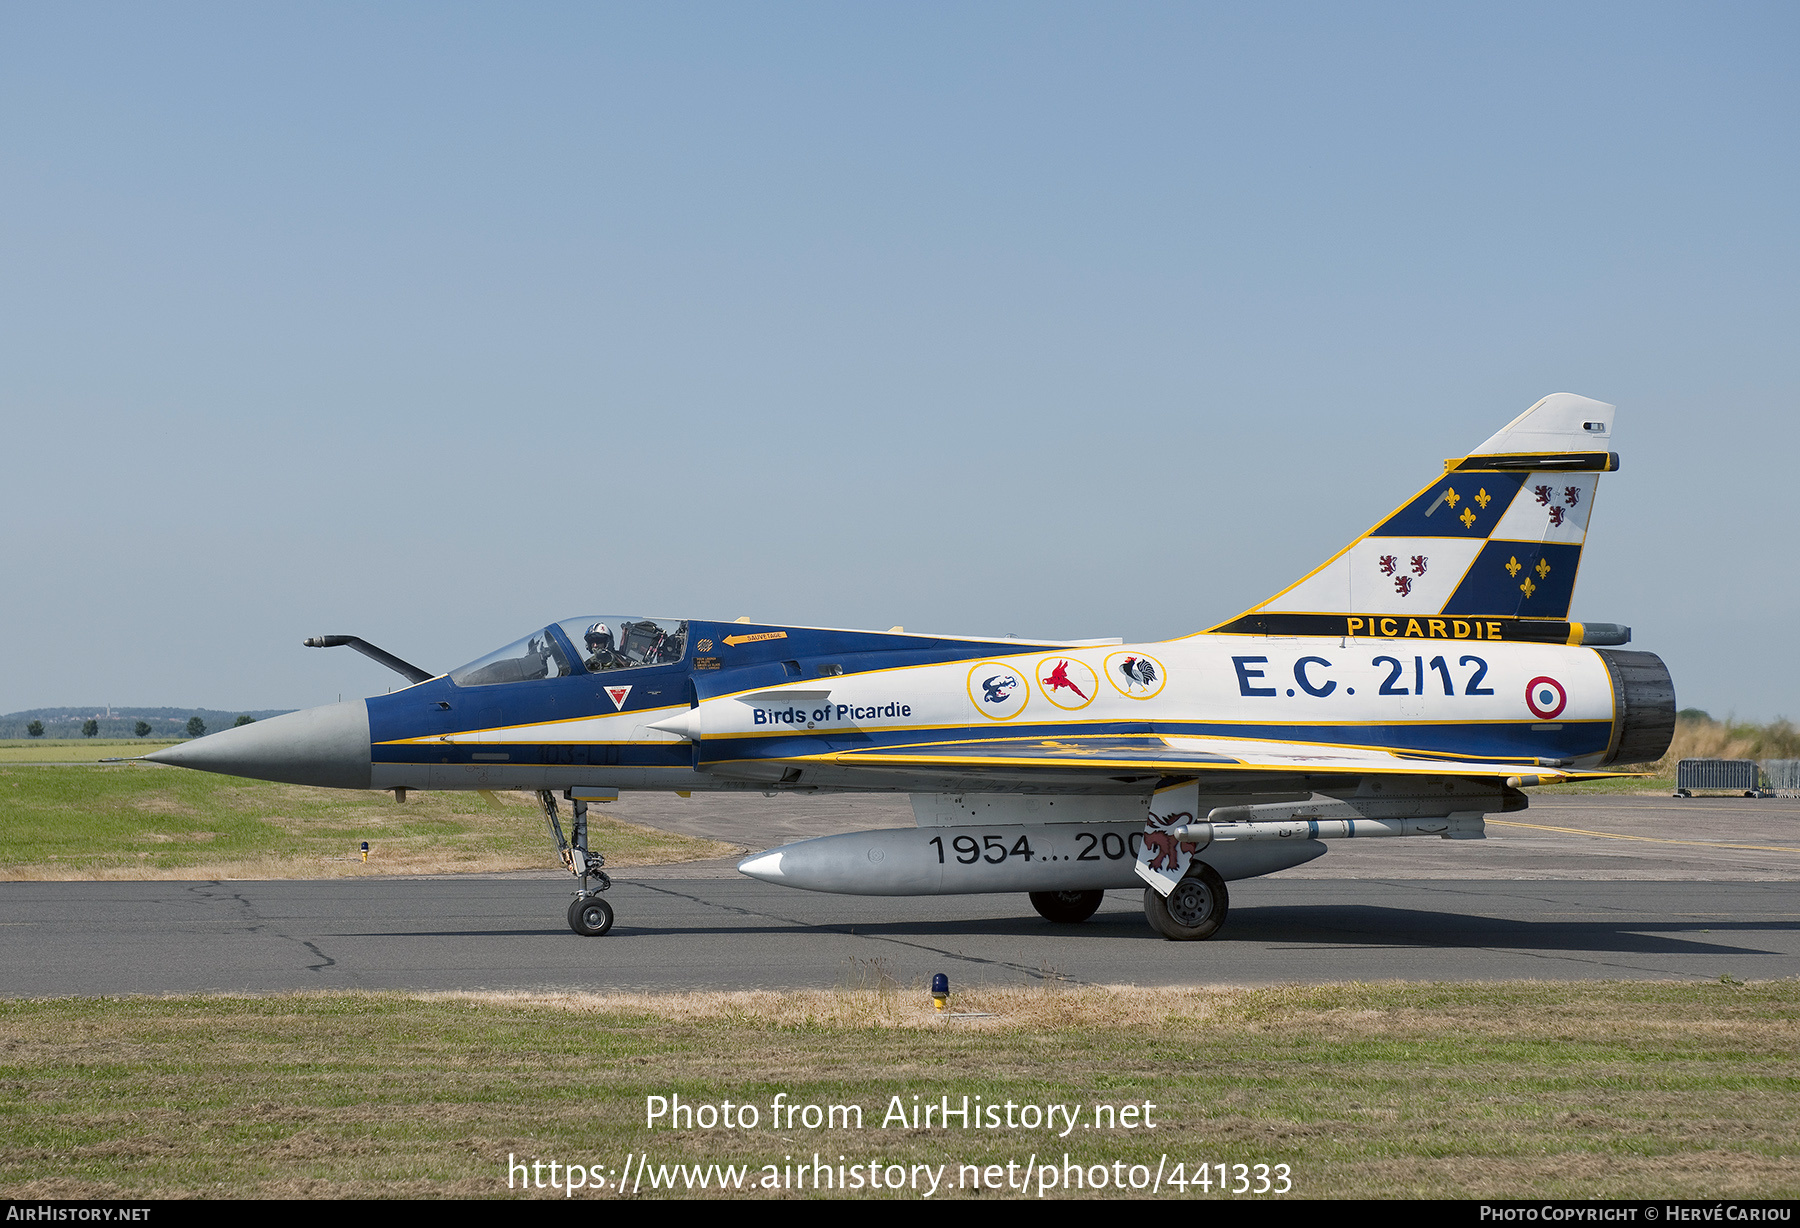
[1143,809,1198,871]
[1142,831,1200,871]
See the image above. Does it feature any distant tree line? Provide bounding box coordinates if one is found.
[3,708,287,740]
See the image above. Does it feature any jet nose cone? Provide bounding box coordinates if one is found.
[144,700,372,789]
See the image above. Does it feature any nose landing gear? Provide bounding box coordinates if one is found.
[539,789,615,936]
[568,894,614,936]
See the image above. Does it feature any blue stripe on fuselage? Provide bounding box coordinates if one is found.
[695,718,1610,765]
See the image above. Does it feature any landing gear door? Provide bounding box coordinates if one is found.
[1135,779,1202,897]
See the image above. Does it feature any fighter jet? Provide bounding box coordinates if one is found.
[146,393,1674,939]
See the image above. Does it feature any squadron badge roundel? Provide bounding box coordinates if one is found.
[1036,656,1098,711]
[1105,651,1167,700]
[967,661,1030,720]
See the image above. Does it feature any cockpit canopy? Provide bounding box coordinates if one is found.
[449,617,688,687]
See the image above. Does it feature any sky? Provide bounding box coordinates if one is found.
[2,2,1796,719]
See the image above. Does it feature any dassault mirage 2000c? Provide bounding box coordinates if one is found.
[147,393,1674,939]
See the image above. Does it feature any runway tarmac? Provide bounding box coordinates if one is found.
[2,794,1796,996]
[2,874,1794,996]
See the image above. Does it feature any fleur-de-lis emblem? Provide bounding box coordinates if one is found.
[1505,556,1522,577]
[1460,507,1476,528]
[1442,487,1460,507]
[1378,555,1398,576]
[1474,488,1491,509]
[1520,576,1537,598]
[1535,558,1551,579]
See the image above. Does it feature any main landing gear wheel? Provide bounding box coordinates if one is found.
[1029,890,1105,923]
[568,895,614,937]
[1143,863,1229,941]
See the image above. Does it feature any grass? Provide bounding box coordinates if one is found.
[0,739,177,764]
[1667,714,1800,763]
[0,765,735,879]
[0,980,1793,1199]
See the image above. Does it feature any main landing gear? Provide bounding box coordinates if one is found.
[539,789,614,936]
[1029,889,1105,924]
[1143,863,1229,941]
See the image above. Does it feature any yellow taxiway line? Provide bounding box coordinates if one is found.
[1489,819,1800,855]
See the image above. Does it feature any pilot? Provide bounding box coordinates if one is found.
[583,622,624,673]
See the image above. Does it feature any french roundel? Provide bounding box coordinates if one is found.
[1525,675,1567,720]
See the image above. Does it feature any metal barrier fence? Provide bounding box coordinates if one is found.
[1762,759,1800,798]
[1675,758,1763,796]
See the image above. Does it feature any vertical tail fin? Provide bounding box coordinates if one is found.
[1208,393,1619,644]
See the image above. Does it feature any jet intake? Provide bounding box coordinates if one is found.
[645,710,700,739]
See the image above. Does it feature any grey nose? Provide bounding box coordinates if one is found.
[144,700,372,789]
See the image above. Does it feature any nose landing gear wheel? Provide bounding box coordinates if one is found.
[1029,889,1105,923]
[1143,863,1228,940]
[569,895,614,937]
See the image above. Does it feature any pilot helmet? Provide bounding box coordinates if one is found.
[585,622,613,651]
